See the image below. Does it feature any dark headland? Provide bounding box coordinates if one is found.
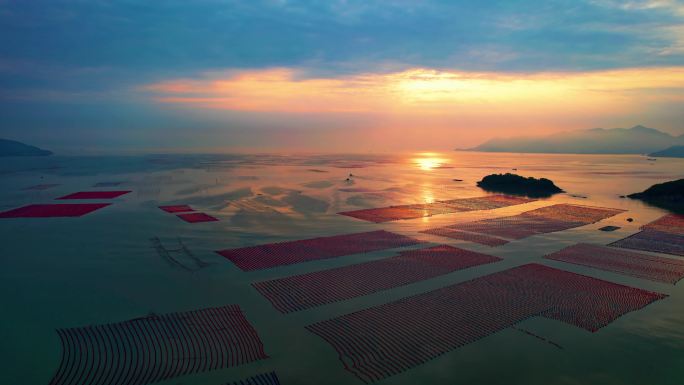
[477,173,564,198]
[0,139,52,157]
[649,145,684,158]
[628,179,684,214]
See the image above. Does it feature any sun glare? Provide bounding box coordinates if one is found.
[414,153,446,171]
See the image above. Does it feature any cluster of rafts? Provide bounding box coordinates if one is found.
[3,186,684,384]
[0,188,131,218]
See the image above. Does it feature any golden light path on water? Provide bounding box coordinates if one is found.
[413,153,447,171]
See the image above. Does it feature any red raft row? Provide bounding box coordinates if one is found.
[48,305,268,385]
[642,214,684,236]
[307,263,665,383]
[422,228,511,247]
[158,205,195,213]
[254,245,501,313]
[545,243,684,284]
[423,204,624,246]
[57,190,131,200]
[177,212,219,223]
[158,204,219,223]
[218,230,424,271]
[0,203,111,218]
[610,214,684,256]
[338,195,535,223]
[226,371,281,385]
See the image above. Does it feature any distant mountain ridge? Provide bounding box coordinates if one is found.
[0,139,52,157]
[466,125,684,154]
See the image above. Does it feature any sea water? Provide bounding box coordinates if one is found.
[1,152,683,385]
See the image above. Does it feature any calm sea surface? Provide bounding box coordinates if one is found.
[1,152,683,385]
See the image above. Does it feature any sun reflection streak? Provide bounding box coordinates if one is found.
[414,153,447,171]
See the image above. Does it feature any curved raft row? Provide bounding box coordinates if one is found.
[49,305,268,385]
[306,264,666,383]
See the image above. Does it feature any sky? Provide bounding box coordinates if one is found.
[1,0,683,153]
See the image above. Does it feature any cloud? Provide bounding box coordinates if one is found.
[1,1,683,151]
[143,66,684,116]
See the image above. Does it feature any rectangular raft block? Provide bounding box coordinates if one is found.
[159,205,195,213]
[610,230,684,257]
[523,204,625,224]
[421,228,510,246]
[545,243,684,284]
[57,190,131,200]
[338,206,427,223]
[177,212,219,223]
[254,245,502,313]
[338,195,536,223]
[642,214,684,236]
[218,230,424,271]
[0,203,111,218]
[306,263,665,383]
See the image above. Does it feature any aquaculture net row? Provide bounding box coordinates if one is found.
[254,245,502,313]
[217,230,424,271]
[545,243,684,284]
[338,195,534,223]
[306,263,665,383]
[423,204,624,246]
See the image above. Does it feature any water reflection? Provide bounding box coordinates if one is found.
[414,153,447,171]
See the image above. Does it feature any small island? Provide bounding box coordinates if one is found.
[477,173,564,197]
[0,139,52,157]
[628,179,684,213]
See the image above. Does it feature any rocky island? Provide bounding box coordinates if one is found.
[628,179,684,213]
[477,173,564,197]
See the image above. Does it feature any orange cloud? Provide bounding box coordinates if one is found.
[142,66,684,117]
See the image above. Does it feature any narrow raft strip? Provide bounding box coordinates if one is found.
[177,212,219,223]
[254,245,502,313]
[158,205,195,213]
[306,264,665,383]
[0,203,111,218]
[338,195,534,223]
[423,204,624,246]
[642,214,684,236]
[421,228,510,246]
[56,190,131,199]
[48,305,268,385]
[217,230,424,271]
[545,243,684,284]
